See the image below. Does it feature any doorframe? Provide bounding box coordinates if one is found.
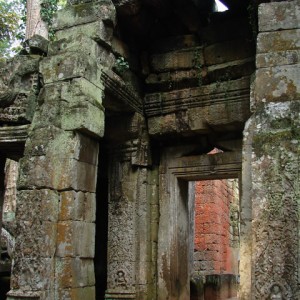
[158,147,242,299]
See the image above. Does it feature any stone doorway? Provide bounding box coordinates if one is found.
[158,147,242,300]
[0,125,26,299]
[0,157,21,299]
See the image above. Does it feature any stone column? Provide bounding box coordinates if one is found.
[7,1,116,299]
[3,159,19,226]
[241,1,300,298]
[105,113,152,299]
[0,157,5,253]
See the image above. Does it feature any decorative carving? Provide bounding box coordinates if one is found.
[269,284,284,300]
[144,76,250,117]
[101,70,143,114]
[0,57,41,124]
[107,159,136,294]
[115,270,128,289]
[0,125,29,144]
[107,261,135,292]
[253,146,298,299]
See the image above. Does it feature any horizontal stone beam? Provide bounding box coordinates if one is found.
[0,125,29,144]
[102,69,143,114]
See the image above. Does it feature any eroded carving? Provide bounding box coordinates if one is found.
[269,283,284,300]
[115,270,128,289]
[253,146,299,299]
[107,159,136,294]
[0,57,41,124]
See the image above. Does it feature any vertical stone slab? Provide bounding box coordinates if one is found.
[105,159,137,299]
[105,155,151,298]
[251,102,299,299]
[157,148,191,300]
[104,113,153,300]
[241,1,300,298]
[239,118,254,300]
[0,157,5,254]
[147,166,159,299]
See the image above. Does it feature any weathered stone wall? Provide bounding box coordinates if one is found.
[7,1,116,299]
[241,1,300,299]
[144,14,255,138]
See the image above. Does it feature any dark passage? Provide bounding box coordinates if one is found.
[94,142,109,299]
[0,276,10,299]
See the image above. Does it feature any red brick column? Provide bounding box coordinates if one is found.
[194,179,234,275]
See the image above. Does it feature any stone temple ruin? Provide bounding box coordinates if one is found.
[0,0,299,299]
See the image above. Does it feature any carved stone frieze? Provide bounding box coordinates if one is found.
[102,70,143,114]
[144,76,250,117]
[0,57,41,124]
[106,112,152,166]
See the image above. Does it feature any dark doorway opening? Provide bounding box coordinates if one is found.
[95,142,109,299]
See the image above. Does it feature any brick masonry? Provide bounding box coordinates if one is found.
[194,178,238,276]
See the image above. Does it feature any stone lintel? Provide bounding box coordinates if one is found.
[6,290,40,299]
[105,291,136,299]
[145,76,250,117]
[0,125,29,144]
[168,151,242,181]
[0,125,28,158]
[102,70,143,114]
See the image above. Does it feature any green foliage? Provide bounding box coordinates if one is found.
[58,0,67,9]
[0,0,67,57]
[0,0,24,57]
[115,56,130,74]
[39,0,67,39]
[40,0,58,39]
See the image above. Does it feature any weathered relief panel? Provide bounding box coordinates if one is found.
[104,112,153,299]
[0,57,41,124]
[240,1,300,299]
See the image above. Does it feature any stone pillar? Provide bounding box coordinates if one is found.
[7,1,116,299]
[105,113,152,299]
[241,1,300,298]
[0,157,5,253]
[3,159,19,225]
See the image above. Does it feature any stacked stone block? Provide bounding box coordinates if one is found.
[7,1,116,299]
[241,1,300,299]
